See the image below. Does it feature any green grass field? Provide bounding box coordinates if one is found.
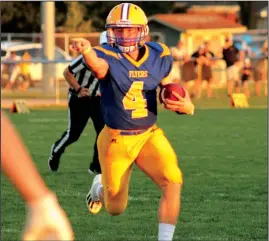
[1,103,268,240]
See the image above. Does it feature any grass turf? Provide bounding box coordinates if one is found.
[1,106,268,240]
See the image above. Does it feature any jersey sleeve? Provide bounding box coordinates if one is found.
[161,54,173,79]
[93,47,106,59]
[79,47,111,77]
[84,46,120,80]
[93,46,120,66]
[151,42,174,80]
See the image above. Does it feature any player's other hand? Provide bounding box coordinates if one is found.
[70,38,91,53]
[78,87,90,97]
[23,192,74,241]
[164,91,195,115]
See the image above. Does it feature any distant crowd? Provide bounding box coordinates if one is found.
[170,37,268,98]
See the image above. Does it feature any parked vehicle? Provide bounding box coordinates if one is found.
[233,30,268,59]
[1,41,73,81]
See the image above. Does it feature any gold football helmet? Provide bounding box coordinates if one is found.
[106,3,149,52]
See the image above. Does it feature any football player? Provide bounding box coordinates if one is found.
[48,31,108,174]
[70,3,195,241]
[1,111,74,240]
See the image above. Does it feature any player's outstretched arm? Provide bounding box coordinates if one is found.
[1,111,74,240]
[70,38,109,79]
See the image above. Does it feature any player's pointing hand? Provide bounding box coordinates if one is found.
[70,38,92,54]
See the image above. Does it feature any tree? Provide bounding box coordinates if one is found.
[63,2,93,32]
[1,2,41,32]
[1,2,66,33]
[1,2,174,33]
[238,2,256,29]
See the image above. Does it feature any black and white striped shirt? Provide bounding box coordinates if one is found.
[68,55,100,97]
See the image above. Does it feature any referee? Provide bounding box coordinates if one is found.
[48,31,107,174]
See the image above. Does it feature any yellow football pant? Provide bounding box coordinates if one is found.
[97,124,183,215]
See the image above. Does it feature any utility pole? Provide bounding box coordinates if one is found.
[41,2,55,93]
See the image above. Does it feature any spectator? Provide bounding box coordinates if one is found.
[203,41,215,98]
[253,40,268,96]
[4,51,21,90]
[191,43,214,98]
[19,51,33,91]
[222,36,243,96]
[170,41,189,84]
[241,40,253,59]
[240,58,252,97]
[191,45,205,98]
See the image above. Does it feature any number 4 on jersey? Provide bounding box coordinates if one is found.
[123,81,148,119]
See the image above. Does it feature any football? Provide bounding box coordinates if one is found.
[159,83,186,104]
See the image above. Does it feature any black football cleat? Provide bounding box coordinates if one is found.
[48,145,61,172]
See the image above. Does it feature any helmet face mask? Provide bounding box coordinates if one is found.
[107,26,148,52]
[105,3,149,53]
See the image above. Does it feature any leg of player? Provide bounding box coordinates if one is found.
[88,95,105,175]
[86,165,132,216]
[158,184,181,241]
[48,94,91,171]
[1,111,74,240]
[136,128,183,241]
[86,126,134,216]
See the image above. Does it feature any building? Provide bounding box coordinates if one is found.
[148,13,247,55]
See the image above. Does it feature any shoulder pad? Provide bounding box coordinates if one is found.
[146,42,171,58]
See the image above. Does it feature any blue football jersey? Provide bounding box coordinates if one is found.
[93,42,173,130]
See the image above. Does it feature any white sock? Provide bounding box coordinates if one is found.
[96,184,103,199]
[158,223,175,241]
[94,174,103,199]
[95,174,102,183]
